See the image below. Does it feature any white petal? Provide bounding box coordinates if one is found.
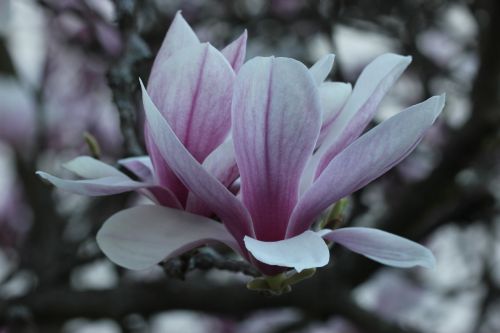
[63,156,124,178]
[36,172,145,196]
[97,205,241,270]
[244,231,329,272]
[321,227,436,268]
[309,54,335,85]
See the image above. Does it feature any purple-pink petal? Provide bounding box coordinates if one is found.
[185,139,239,216]
[313,53,412,178]
[118,156,154,182]
[141,80,254,246]
[146,43,235,204]
[149,11,200,77]
[232,57,321,241]
[288,95,445,237]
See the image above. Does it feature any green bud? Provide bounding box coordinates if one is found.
[84,132,101,159]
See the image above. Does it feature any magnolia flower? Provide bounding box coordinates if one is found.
[38,13,444,275]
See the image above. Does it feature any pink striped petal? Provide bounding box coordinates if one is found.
[141,80,254,245]
[97,205,241,270]
[320,227,436,268]
[148,43,234,157]
[117,157,183,209]
[232,57,321,241]
[309,54,335,85]
[145,133,188,203]
[313,54,412,178]
[149,11,200,78]
[185,139,239,216]
[140,186,183,209]
[244,231,329,272]
[146,43,235,204]
[288,95,445,236]
[118,156,154,182]
[36,172,145,196]
[221,30,247,72]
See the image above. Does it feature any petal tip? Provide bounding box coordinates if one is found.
[35,170,47,179]
[421,249,437,269]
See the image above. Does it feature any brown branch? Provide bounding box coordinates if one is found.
[107,0,150,156]
[161,249,260,279]
[2,277,422,333]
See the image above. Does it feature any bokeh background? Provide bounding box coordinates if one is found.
[1,0,500,332]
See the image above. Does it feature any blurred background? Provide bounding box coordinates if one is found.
[1,0,500,332]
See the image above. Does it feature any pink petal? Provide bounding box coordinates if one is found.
[149,11,200,77]
[288,95,445,236]
[185,139,239,216]
[232,57,321,240]
[320,227,436,268]
[141,80,254,245]
[221,30,247,72]
[139,186,183,209]
[118,156,154,182]
[313,54,412,178]
[146,43,236,204]
[117,157,183,209]
[244,231,329,272]
[309,54,335,85]
[145,132,188,204]
[97,205,241,270]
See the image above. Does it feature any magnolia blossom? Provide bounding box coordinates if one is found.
[38,13,444,275]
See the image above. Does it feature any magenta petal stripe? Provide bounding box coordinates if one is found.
[288,95,445,237]
[232,57,321,241]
